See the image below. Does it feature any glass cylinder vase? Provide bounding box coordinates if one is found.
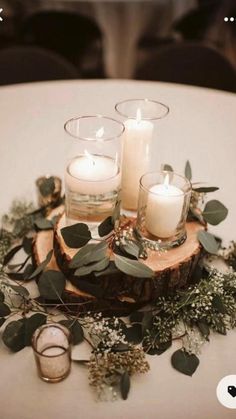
[32,323,71,383]
[64,115,124,226]
[115,99,169,211]
[135,171,191,249]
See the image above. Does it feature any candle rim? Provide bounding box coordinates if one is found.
[140,171,192,197]
[64,115,125,142]
[67,155,120,183]
[115,99,169,121]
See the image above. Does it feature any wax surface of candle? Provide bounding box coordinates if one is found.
[121,111,153,210]
[65,154,120,195]
[146,182,184,238]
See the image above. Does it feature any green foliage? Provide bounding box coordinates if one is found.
[61,223,92,248]
[38,270,66,300]
[69,242,108,269]
[29,249,53,279]
[120,371,130,400]
[202,200,228,225]
[185,160,192,181]
[171,350,199,376]
[197,231,219,254]
[114,254,153,278]
[98,216,114,237]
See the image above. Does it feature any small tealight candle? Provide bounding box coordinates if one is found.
[146,174,184,238]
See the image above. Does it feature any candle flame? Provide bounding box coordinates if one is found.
[84,149,95,166]
[164,173,170,188]
[136,108,142,123]
[96,127,104,139]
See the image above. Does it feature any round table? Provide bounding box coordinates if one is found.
[0,79,236,419]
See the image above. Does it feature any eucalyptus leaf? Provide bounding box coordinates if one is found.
[69,241,108,269]
[212,295,227,314]
[197,231,219,255]
[22,237,33,255]
[38,270,66,300]
[193,186,219,193]
[74,257,110,277]
[2,319,26,352]
[129,311,144,324]
[141,312,153,335]
[112,200,121,225]
[98,216,114,237]
[124,324,143,344]
[61,223,91,248]
[39,176,55,197]
[114,254,153,278]
[0,302,11,317]
[119,241,140,260]
[3,244,22,266]
[197,321,210,339]
[145,340,172,355]
[24,264,34,280]
[29,249,53,279]
[171,349,199,376]
[94,261,119,277]
[59,320,84,345]
[24,313,47,346]
[120,371,130,400]
[185,161,192,181]
[34,218,54,230]
[202,200,228,225]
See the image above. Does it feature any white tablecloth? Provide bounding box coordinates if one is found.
[0,79,236,419]
[14,0,197,77]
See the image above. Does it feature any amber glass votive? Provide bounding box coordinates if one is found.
[32,323,71,383]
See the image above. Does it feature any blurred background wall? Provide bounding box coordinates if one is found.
[0,0,235,91]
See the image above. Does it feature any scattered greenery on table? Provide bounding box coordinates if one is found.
[0,163,235,401]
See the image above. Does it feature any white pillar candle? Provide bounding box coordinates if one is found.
[146,175,184,238]
[65,151,120,195]
[121,109,154,210]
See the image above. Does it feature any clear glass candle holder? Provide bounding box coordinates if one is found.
[64,115,124,226]
[135,171,191,250]
[32,323,71,383]
[115,99,169,212]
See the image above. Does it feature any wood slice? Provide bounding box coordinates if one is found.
[34,210,204,314]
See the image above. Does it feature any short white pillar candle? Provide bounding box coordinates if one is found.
[65,151,120,196]
[146,174,184,238]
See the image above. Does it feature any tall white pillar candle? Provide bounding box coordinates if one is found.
[121,109,153,210]
[146,175,184,238]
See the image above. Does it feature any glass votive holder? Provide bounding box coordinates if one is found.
[64,115,124,226]
[115,99,169,212]
[135,171,192,249]
[32,323,71,383]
